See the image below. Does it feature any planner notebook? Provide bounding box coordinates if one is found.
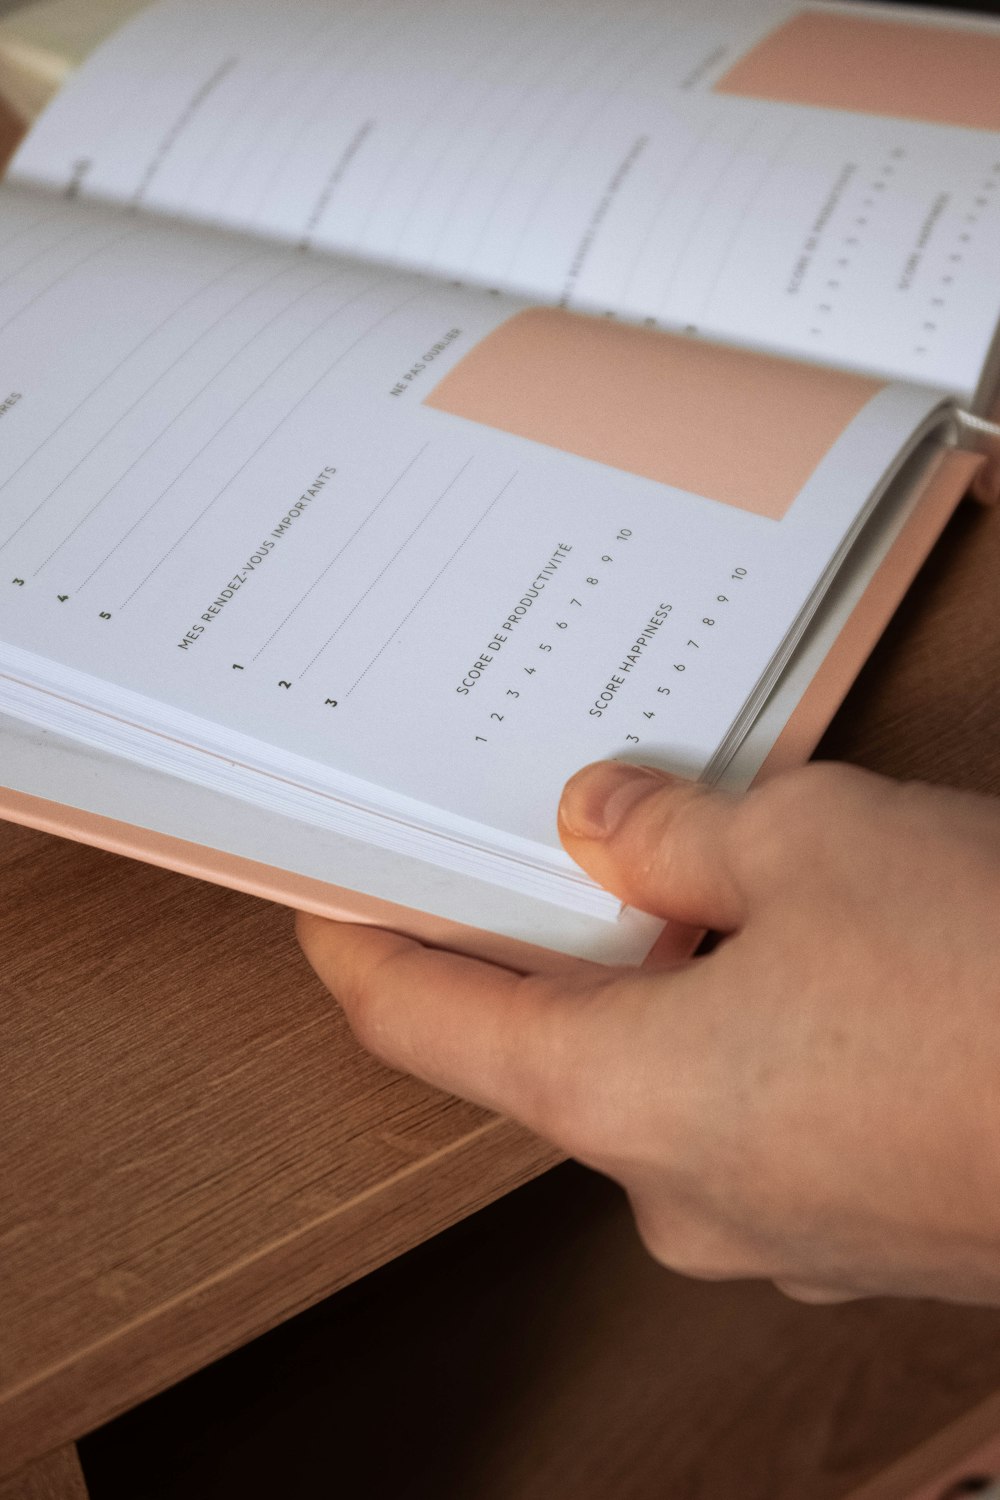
[0,0,998,966]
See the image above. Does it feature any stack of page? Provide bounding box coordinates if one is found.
[0,0,998,963]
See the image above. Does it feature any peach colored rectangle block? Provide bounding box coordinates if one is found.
[426,309,882,520]
[715,10,1000,131]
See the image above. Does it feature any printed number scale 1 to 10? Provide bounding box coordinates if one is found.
[14,544,749,729]
[469,529,749,748]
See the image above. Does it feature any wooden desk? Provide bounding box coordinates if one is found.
[3,95,1000,1500]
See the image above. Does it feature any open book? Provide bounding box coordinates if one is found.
[1,0,999,965]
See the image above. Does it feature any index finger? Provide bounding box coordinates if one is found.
[296,912,653,1150]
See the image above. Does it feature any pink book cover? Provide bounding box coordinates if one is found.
[0,446,983,972]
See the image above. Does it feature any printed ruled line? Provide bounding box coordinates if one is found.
[299,454,474,678]
[0,222,138,339]
[132,57,238,207]
[0,244,271,524]
[54,6,195,185]
[343,469,518,697]
[347,14,520,254]
[226,16,354,217]
[23,254,323,570]
[655,124,759,315]
[115,280,429,608]
[251,441,431,662]
[239,2,399,231]
[500,29,673,281]
[0,215,94,296]
[461,15,630,272]
[617,121,718,309]
[180,9,349,211]
[385,14,569,258]
[695,123,800,319]
[0,202,64,264]
[420,7,601,265]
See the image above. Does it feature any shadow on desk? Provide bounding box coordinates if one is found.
[79,1163,1000,1500]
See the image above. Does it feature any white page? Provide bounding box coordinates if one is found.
[0,433,950,962]
[0,437,949,963]
[0,187,947,907]
[9,0,1000,401]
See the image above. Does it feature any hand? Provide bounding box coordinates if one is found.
[297,761,1000,1305]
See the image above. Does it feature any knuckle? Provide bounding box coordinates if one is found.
[634,783,740,907]
[647,783,711,860]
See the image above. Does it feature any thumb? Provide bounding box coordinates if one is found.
[558,762,747,930]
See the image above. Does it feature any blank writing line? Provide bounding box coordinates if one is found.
[348,19,505,252]
[421,7,590,264]
[27,255,326,572]
[386,17,564,258]
[0,203,64,267]
[0,244,271,528]
[252,441,430,661]
[0,222,139,340]
[229,14,350,199]
[241,3,398,230]
[132,57,238,207]
[0,215,92,297]
[696,123,799,318]
[617,121,717,309]
[462,16,623,272]
[116,280,427,608]
[656,126,754,314]
[299,454,474,678]
[501,29,671,281]
[343,470,518,697]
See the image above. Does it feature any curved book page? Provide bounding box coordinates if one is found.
[8,0,1000,400]
[0,185,952,934]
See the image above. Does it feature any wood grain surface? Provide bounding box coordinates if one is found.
[2,498,997,1495]
[817,497,1000,792]
[0,95,563,1477]
[73,1162,1000,1500]
[0,1448,88,1500]
[3,84,1000,1500]
[0,830,560,1475]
